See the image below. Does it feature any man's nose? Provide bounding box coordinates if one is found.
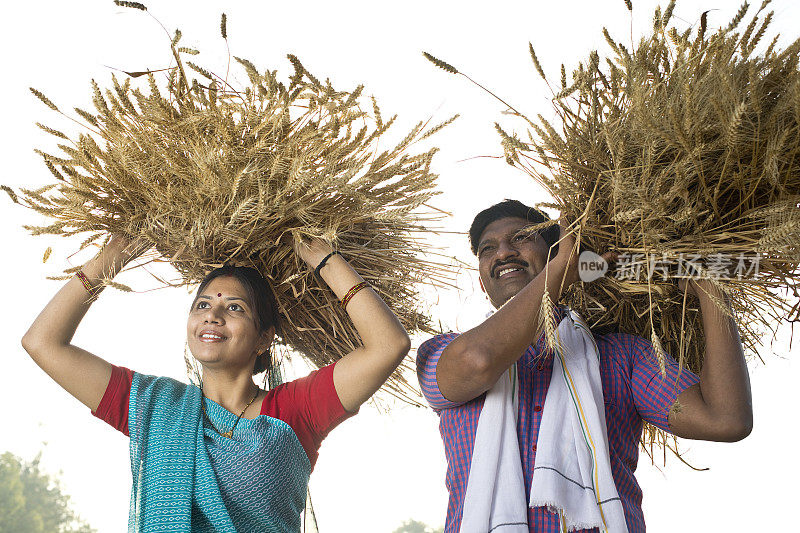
[495,239,519,260]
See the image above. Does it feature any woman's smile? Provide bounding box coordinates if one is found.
[199,329,228,342]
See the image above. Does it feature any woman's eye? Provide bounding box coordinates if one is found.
[196,301,209,309]
[228,304,243,312]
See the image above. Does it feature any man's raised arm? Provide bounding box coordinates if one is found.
[436,224,579,403]
[667,279,753,442]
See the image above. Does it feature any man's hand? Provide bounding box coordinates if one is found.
[677,277,715,299]
[549,220,616,291]
[549,220,580,289]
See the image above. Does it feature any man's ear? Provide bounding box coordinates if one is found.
[479,277,486,294]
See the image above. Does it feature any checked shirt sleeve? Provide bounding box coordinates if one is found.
[627,334,700,432]
[416,333,464,411]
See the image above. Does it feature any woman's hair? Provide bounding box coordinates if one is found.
[194,265,280,375]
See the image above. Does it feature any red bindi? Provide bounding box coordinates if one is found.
[217,293,222,297]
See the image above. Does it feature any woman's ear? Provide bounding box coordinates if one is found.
[256,325,276,355]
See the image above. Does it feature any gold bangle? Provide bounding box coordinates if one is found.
[340,281,370,309]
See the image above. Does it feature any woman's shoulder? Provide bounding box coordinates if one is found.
[132,372,190,390]
[261,363,336,412]
[259,362,352,468]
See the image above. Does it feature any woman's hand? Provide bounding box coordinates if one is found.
[100,234,150,273]
[294,236,334,270]
[293,235,410,411]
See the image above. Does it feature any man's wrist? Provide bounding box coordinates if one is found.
[544,254,579,295]
[543,254,570,280]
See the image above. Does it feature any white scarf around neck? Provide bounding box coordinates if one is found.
[460,310,629,533]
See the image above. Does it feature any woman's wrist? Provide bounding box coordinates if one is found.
[295,237,334,269]
[314,250,342,278]
[79,238,136,289]
[76,254,117,297]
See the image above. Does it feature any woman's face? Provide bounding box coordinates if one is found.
[186,276,272,373]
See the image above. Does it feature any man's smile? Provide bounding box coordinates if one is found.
[497,267,524,279]
[492,261,529,279]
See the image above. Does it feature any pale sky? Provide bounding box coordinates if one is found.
[1,1,799,532]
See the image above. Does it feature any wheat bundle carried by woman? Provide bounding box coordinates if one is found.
[4,4,455,401]
[425,0,799,456]
[8,4,456,531]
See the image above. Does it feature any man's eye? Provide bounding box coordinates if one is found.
[478,245,494,256]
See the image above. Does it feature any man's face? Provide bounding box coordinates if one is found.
[477,217,551,308]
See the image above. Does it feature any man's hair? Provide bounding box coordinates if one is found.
[468,199,559,255]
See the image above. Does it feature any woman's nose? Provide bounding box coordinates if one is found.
[203,305,224,324]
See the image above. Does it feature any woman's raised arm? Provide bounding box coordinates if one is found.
[295,238,411,412]
[21,236,144,411]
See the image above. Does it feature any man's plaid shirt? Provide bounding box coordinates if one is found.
[416,309,700,532]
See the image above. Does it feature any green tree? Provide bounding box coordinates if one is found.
[392,519,444,533]
[0,452,95,533]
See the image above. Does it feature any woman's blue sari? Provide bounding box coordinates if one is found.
[128,373,311,532]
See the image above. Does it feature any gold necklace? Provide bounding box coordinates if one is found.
[200,385,261,439]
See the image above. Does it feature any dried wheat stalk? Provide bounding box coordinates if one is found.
[426,0,800,454]
[6,7,456,400]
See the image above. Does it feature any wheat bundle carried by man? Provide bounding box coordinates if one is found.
[496,0,800,380]
[419,1,797,531]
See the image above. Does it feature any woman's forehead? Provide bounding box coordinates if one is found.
[199,276,250,301]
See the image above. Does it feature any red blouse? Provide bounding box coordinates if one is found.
[92,362,354,468]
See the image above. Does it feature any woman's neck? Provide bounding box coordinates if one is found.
[200,368,261,413]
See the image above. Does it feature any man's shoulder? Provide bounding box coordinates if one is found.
[418,332,461,357]
[593,330,654,370]
[594,330,647,347]
[592,331,650,349]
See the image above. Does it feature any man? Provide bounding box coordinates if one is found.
[417,200,752,532]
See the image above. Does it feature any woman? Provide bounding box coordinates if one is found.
[21,235,411,532]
